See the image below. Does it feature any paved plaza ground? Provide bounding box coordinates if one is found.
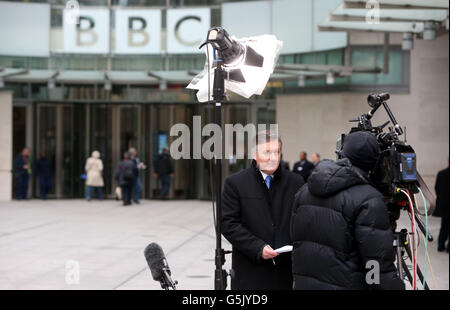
[0,199,448,290]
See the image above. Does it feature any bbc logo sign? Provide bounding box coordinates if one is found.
[63,8,211,55]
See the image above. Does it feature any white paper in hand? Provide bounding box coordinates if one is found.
[274,245,293,254]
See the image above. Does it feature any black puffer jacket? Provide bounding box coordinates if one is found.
[291,158,404,290]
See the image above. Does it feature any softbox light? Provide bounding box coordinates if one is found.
[187,28,283,102]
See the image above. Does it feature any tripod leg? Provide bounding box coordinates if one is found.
[402,238,430,290]
[415,264,430,290]
[395,235,403,278]
[405,244,430,290]
[401,256,414,287]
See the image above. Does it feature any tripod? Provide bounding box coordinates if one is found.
[390,199,433,290]
[394,229,430,290]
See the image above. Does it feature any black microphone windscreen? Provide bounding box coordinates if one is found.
[144,243,167,282]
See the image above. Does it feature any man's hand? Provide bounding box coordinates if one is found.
[261,245,279,260]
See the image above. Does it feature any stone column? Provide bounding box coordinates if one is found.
[0,90,12,201]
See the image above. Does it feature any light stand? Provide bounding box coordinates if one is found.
[212,63,229,290]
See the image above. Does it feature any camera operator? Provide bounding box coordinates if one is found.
[291,131,404,290]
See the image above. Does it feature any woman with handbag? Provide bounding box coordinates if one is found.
[85,150,104,201]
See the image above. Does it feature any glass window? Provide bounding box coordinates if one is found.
[168,55,204,70]
[37,105,57,197]
[31,83,48,100]
[327,49,343,66]
[50,56,107,70]
[110,85,127,101]
[376,49,403,85]
[350,48,376,85]
[29,58,49,70]
[299,53,315,65]
[72,105,87,198]
[280,55,295,64]
[97,58,108,70]
[5,57,28,68]
[62,106,74,197]
[113,56,163,71]
[316,51,327,65]
[350,47,406,86]
[112,0,165,6]
[112,58,129,71]
[283,80,298,88]
[305,78,326,87]
[5,82,29,98]
[334,76,349,85]
[132,56,163,71]
[50,0,108,5]
[0,56,14,68]
[51,8,62,28]
[67,58,97,70]
[12,106,27,165]
[257,107,275,126]
[64,85,95,100]
[211,7,221,26]
[120,106,139,155]
[90,105,113,195]
[170,0,222,6]
[5,0,108,4]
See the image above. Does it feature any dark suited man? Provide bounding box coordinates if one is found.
[311,153,321,166]
[434,161,449,252]
[221,131,305,290]
[15,148,31,200]
[292,151,315,181]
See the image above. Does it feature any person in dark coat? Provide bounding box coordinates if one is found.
[129,147,146,204]
[115,152,138,206]
[291,131,404,290]
[154,148,174,200]
[434,161,449,252]
[35,152,52,200]
[14,148,31,200]
[221,131,305,290]
[280,155,290,171]
[311,153,321,166]
[292,151,315,181]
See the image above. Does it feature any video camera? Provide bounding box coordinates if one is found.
[336,93,436,226]
[336,93,419,202]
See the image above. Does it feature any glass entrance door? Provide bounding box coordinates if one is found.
[36,103,86,198]
[90,104,140,197]
[36,105,57,197]
[90,104,113,197]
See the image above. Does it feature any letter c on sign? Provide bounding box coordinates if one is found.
[174,16,202,47]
